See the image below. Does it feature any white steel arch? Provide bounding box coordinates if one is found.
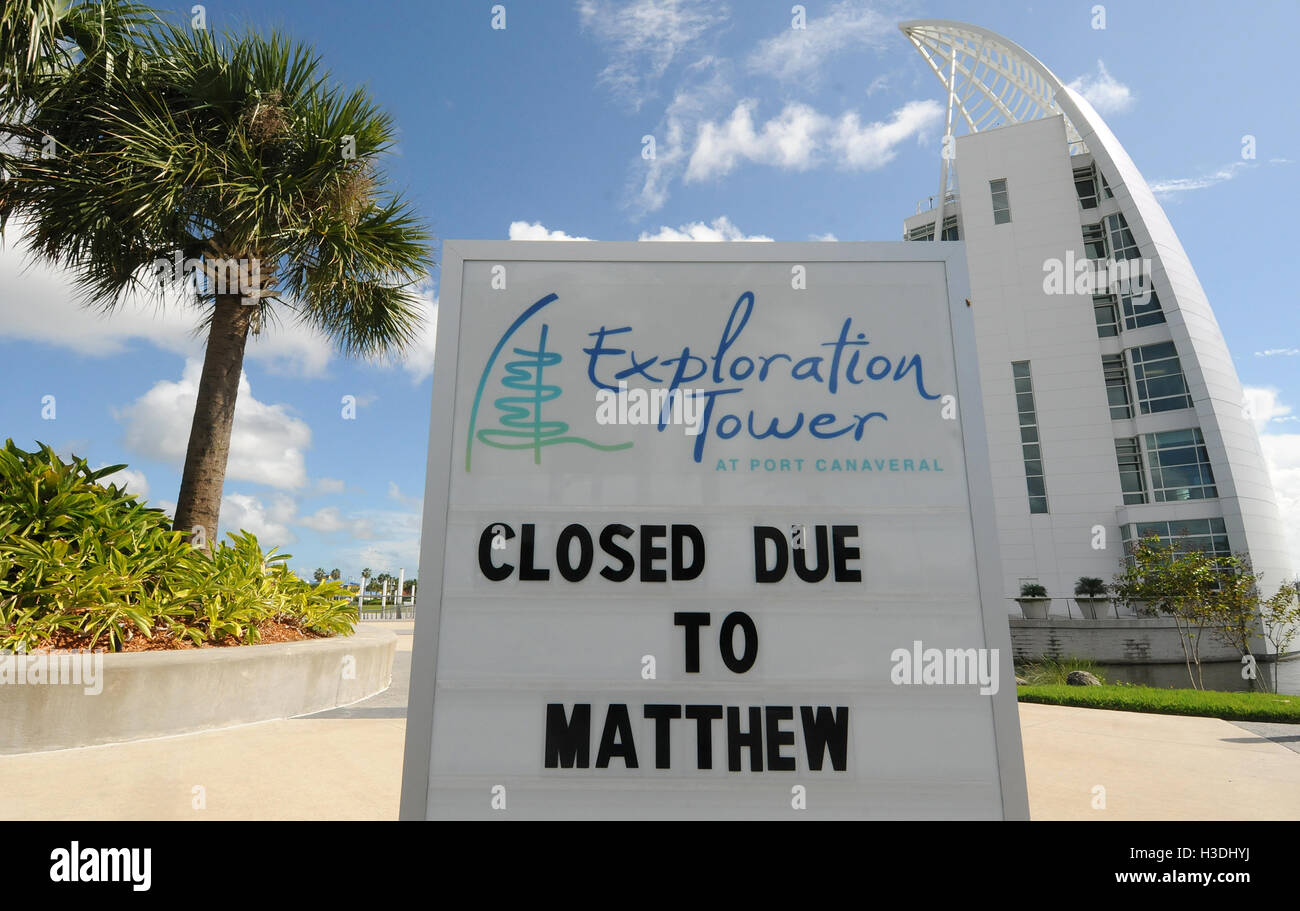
[900,19,1086,153]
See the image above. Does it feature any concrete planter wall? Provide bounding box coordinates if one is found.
[0,626,396,754]
[1008,617,1262,664]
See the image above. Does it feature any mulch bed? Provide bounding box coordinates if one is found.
[31,618,326,654]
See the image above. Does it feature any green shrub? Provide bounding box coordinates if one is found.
[1074,576,1107,597]
[0,440,356,651]
[1016,657,1107,686]
[1019,583,1048,598]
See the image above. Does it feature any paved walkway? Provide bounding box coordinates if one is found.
[1,622,1297,820]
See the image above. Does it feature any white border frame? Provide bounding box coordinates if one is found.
[400,240,1030,820]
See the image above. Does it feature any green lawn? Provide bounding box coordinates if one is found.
[1018,684,1300,723]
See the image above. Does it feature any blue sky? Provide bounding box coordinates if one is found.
[1,0,1297,582]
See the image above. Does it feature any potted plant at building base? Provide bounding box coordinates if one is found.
[1016,583,1051,620]
[1074,577,1111,619]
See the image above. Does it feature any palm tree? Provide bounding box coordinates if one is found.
[1,2,151,179]
[329,567,340,581]
[0,9,432,551]
[312,567,327,584]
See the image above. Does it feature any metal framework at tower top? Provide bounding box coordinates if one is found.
[901,19,1090,231]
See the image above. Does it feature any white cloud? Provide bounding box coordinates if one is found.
[1149,161,1251,198]
[503,217,772,242]
[98,466,149,499]
[508,221,593,241]
[387,481,423,507]
[746,0,892,84]
[638,216,772,242]
[1066,60,1134,115]
[687,101,823,180]
[685,99,942,182]
[219,492,297,547]
[809,232,838,242]
[0,228,336,377]
[1246,386,1296,431]
[577,0,726,109]
[117,359,312,490]
[829,100,944,171]
[297,506,348,533]
[1,224,438,380]
[331,508,423,576]
[397,286,439,383]
[631,58,734,212]
[1245,386,1300,573]
[1256,348,1300,358]
[314,477,345,494]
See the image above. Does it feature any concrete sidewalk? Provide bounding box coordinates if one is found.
[1,622,1297,820]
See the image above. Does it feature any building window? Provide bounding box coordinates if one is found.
[990,178,1012,225]
[1105,212,1140,260]
[1121,518,1229,563]
[1145,427,1217,501]
[1131,341,1194,414]
[1120,288,1165,329]
[1114,437,1148,505]
[1082,223,1108,259]
[1074,166,1100,210]
[906,215,959,242]
[1102,353,1133,419]
[1093,294,1119,338]
[1100,172,1114,199]
[1013,361,1048,514]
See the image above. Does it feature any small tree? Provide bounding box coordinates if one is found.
[1204,553,1264,686]
[329,568,341,581]
[312,567,328,584]
[1262,578,1300,693]
[1114,533,1218,689]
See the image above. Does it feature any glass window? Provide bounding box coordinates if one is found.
[1106,213,1140,261]
[990,178,1012,225]
[906,215,959,242]
[1012,361,1047,513]
[1121,517,1229,565]
[1131,342,1194,414]
[1102,353,1133,419]
[1093,294,1119,338]
[1100,172,1114,199]
[1145,427,1217,501]
[1114,437,1147,505]
[1074,166,1099,210]
[1082,223,1108,259]
[1120,288,1165,329]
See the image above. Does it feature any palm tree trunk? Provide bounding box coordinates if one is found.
[173,293,254,552]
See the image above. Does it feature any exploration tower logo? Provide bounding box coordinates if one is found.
[466,293,632,469]
[466,289,943,472]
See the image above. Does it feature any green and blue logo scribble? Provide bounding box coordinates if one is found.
[466,293,631,470]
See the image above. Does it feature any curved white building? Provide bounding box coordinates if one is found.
[899,21,1294,638]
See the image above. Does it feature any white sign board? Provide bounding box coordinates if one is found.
[401,241,1028,820]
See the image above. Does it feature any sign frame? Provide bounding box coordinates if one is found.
[399,240,1029,820]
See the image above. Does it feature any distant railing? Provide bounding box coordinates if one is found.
[915,190,959,214]
[359,603,416,620]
